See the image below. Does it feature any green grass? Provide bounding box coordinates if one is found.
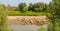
[39,27,46,31]
[9,11,51,16]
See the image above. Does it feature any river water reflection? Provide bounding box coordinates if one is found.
[10,24,47,31]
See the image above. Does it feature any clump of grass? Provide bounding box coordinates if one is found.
[39,27,46,31]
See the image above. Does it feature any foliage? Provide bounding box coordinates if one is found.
[47,0,60,31]
[9,11,50,16]
[0,0,60,31]
[0,4,11,31]
[18,3,27,12]
[39,27,46,31]
[16,2,49,12]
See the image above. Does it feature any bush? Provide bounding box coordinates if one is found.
[9,11,51,16]
[39,27,46,31]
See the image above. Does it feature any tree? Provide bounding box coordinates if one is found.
[0,4,11,31]
[18,3,27,12]
[34,8,39,12]
[48,0,60,31]
[28,3,33,11]
[28,2,47,12]
[23,7,28,12]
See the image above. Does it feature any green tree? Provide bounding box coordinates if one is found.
[23,7,28,12]
[18,3,27,12]
[0,4,11,31]
[34,8,39,12]
[28,3,33,11]
[48,0,60,31]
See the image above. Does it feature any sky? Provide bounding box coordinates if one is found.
[0,0,52,6]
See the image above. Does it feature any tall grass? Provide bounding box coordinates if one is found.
[9,11,51,16]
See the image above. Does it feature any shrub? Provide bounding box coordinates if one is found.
[39,27,46,31]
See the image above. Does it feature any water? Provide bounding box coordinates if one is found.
[10,24,47,31]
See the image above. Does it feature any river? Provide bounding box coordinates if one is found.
[9,24,48,31]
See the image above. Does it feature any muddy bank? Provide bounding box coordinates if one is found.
[7,16,48,25]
